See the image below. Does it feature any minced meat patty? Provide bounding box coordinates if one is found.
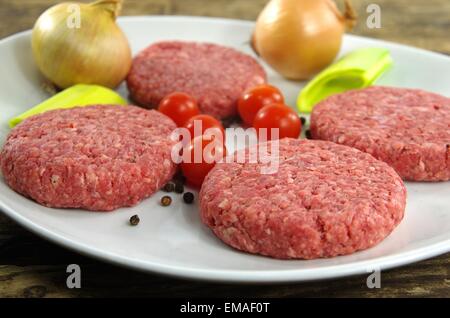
[311,86,450,181]
[200,138,406,259]
[0,105,177,211]
[126,41,267,119]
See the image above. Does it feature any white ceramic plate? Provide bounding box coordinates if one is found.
[0,16,449,283]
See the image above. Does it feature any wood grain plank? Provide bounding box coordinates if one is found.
[0,252,448,298]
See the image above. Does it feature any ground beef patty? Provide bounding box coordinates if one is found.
[126,41,267,119]
[0,105,177,211]
[311,86,450,181]
[200,138,406,259]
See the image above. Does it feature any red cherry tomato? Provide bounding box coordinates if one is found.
[253,104,302,140]
[183,114,225,140]
[180,135,227,188]
[158,92,200,127]
[238,84,284,126]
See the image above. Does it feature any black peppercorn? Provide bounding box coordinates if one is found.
[183,192,195,204]
[129,215,140,226]
[300,116,306,125]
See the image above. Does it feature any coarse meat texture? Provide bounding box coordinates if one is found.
[0,105,177,211]
[200,138,406,259]
[311,86,450,181]
[126,41,267,119]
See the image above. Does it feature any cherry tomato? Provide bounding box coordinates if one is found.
[238,84,284,126]
[158,92,200,126]
[180,135,227,188]
[183,114,225,140]
[253,104,302,140]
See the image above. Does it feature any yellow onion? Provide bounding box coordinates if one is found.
[252,0,357,80]
[32,0,131,89]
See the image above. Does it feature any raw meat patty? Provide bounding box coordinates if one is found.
[311,86,450,181]
[0,105,177,211]
[200,138,406,259]
[126,41,267,119]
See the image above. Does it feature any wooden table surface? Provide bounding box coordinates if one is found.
[0,0,449,298]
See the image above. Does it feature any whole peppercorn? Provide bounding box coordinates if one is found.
[161,195,172,206]
[300,116,306,125]
[129,215,140,226]
[183,192,195,204]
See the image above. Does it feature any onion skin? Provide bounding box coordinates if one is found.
[32,0,131,89]
[252,0,356,80]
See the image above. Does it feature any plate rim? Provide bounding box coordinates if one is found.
[0,15,449,283]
